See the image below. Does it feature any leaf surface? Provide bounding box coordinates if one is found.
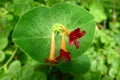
[12,3,96,63]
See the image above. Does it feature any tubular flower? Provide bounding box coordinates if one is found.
[45,32,58,66]
[56,31,71,61]
[63,27,86,49]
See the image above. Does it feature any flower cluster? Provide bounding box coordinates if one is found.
[45,24,86,66]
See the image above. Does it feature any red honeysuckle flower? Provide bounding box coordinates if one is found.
[57,49,71,61]
[56,31,71,61]
[69,28,86,49]
[44,32,58,66]
[63,27,86,49]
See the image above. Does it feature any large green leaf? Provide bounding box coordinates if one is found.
[12,3,96,63]
[58,54,90,74]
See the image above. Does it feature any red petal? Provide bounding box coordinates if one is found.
[44,58,58,66]
[74,39,79,49]
[72,28,80,34]
[78,31,86,38]
[68,28,86,49]
[58,49,71,61]
[69,39,74,46]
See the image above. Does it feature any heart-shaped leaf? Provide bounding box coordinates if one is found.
[12,3,96,63]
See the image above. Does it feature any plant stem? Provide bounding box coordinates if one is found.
[60,31,67,51]
[49,32,56,60]
[0,47,17,71]
[62,26,70,36]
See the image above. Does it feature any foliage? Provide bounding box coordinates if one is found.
[0,0,120,80]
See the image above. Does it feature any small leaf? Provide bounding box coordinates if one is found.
[58,54,90,74]
[109,67,118,78]
[0,14,14,37]
[90,60,97,72]
[20,64,34,80]
[83,72,100,80]
[89,1,106,22]
[31,71,47,80]
[102,76,112,80]
[7,0,32,16]
[0,37,8,50]
[8,60,21,79]
[116,72,120,80]
[114,33,120,46]
[0,50,5,62]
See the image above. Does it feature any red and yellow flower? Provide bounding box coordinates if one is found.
[63,27,86,49]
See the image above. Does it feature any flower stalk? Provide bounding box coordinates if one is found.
[60,30,67,51]
[45,32,57,66]
[56,29,71,61]
[62,26,70,36]
[49,32,56,60]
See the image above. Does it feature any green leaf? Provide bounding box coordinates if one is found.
[114,33,120,46]
[89,1,106,22]
[83,72,100,80]
[8,60,21,79]
[109,67,118,78]
[31,71,47,80]
[90,60,97,72]
[6,0,32,16]
[116,72,120,80]
[0,14,14,37]
[12,3,96,63]
[0,50,5,62]
[102,76,112,80]
[20,64,34,80]
[73,71,100,80]
[0,75,12,80]
[0,37,8,50]
[58,54,90,74]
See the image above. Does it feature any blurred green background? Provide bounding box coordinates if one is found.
[0,0,120,80]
